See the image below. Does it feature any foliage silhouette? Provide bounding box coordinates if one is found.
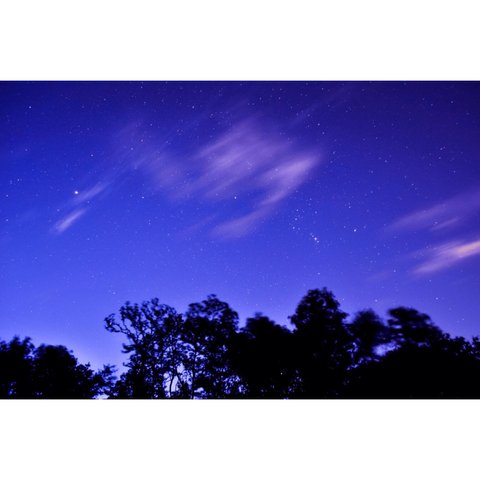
[387,307,443,348]
[0,336,113,399]
[104,299,183,398]
[0,337,35,398]
[348,309,390,365]
[233,313,295,398]
[101,291,480,399]
[289,288,354,398]
[3,286,480,398]
[345,334,480,398]
[182,295,241,398]
[105,294,241,398]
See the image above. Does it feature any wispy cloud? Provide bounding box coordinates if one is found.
[128,119,319,238]
[387,186,480,276]
[186,122,317,238]
[212,209,266,239]
[52,181,110,235]
[390,188,480,233]
[290,84,354,127]
[412,239,480,276]
[72,182,109,205]
[51,118,320,238]
[52,208,87,234]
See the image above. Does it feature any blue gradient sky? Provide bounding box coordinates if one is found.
[1,81,479,369]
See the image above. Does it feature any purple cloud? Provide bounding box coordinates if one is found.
[128,120,320,238]
[72,182,109,205]
[386,186,480,276]
[412,239,480,276]
[52,182,110,235]
[52,208,87,234]
[51,119,320,238]
[185,122,317,237]
[390,188,480,232]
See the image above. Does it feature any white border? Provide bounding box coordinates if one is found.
[1,400,478,479]
[1,1,479,80]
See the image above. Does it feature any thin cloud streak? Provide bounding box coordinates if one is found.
[390,187,480,233]
[52,182,111,235]
[72,182,109,205]
[211,209,266,239]
[52,208,87,234]
[387,187,480,275]
[412,239,480,276]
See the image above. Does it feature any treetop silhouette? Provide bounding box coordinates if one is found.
[2,287,479,399]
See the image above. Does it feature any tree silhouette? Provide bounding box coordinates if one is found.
[0,336,35,398]
[346,333,480,398]
[161,309,187,398]
[349,309,390,365]
[289,288,353,398]
[182,295,241,398]
[0,337,114,399]
[4,287,480,399]
[33,344,113,399]
[105,295,242,398]
[387,307,443,348]
[345,308,480,398]
[233,313,295,398]
[105,299,183,398]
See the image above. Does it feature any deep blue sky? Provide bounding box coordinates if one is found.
[1,81,479,369]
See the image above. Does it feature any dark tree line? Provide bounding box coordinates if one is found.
[2,287,480,398]
[0,337,114,398]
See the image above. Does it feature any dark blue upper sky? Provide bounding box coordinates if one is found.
[1,81,479,369]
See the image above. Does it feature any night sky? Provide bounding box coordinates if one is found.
[1,81,479,370]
